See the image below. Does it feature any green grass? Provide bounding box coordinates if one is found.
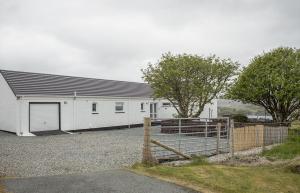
[291,121,300,130]
[132,159,300,193]
[262,132,300,160]
[188,156,210,166]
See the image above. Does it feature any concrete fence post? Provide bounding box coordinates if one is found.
[142,117,157,164]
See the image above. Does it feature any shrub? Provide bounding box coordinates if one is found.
[232,114,248,123]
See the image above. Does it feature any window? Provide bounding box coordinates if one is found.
[92,102,98,113]
[140,102,144,111]
[115,102,124,112]
[162,102,171,107]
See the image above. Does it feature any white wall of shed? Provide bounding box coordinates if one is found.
[0,73,18,133]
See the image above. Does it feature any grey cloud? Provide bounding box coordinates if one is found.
[0,0,299,82]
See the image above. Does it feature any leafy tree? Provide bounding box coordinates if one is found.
[228,47,300,122]
[142,53,238,117]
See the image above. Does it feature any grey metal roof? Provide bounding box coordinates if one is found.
[0,70,153,98]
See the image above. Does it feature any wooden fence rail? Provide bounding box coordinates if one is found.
[233,124,288,152]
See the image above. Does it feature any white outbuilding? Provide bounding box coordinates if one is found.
[0,70,218,136]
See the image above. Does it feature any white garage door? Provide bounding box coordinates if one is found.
[30,103,60,132]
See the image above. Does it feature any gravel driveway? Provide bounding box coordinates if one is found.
[0,128,144,178]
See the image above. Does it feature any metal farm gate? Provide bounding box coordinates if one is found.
[142,118,230,163]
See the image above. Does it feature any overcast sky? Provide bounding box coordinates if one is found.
[0,0,299,82]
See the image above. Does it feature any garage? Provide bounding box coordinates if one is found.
[29,102,61,132]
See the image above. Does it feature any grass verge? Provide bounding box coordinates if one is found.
[291,121,300,130]
[132,159,300,193]
[262,133,300,160]
[0,181,6,193]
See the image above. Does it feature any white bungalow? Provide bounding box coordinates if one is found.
[0,70,217,136]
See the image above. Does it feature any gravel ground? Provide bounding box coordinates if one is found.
[162,145,280,167]
[0,126,230,178]
[207,144,278,163]
[0,128,145,178]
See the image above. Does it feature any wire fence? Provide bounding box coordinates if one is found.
[142,117,298,163]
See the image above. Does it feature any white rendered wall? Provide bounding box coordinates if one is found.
[156,100,177,119]
[18,97,74,135]
[0,73,18,133]
[200,99,218,119]
[19,96,155,134]
[156,99,218,119]
[18,97,219,135]
[74,98,153,130]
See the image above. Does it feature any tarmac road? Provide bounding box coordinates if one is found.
[1,169,198,193]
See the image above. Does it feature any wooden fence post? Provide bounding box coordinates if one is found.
[230,119,235,157]
[280,126,283,143]
[262,125,266,151]
[178,119,182,152]
[205,119,208,155]
[226,117,230,149]
[142,117,157,164]
[205,120,208,138]
[216,123,221,155]
[270,126,272,145]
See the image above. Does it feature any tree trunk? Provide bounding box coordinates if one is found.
[271,111,289,123]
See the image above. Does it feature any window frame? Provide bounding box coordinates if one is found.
[162,102,171,107]
[140,102,145,112]
[92,102,99,114]
[115,102,125,113]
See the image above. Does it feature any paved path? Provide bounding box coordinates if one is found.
[1,170,198,193]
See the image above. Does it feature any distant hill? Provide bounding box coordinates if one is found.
[217,99,269,117]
